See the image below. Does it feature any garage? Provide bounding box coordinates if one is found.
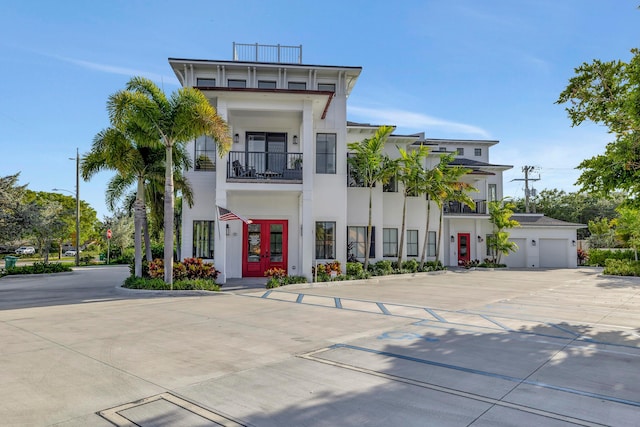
[539,238,569,268]
[504,238,527,268]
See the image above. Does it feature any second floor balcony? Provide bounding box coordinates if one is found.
[444,200,487,215]
[227,151,303,182]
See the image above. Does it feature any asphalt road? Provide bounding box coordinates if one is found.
[1,267,639,426]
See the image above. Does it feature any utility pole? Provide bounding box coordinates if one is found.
[511,166,540,213]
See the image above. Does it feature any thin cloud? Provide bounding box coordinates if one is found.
[349,106,491,138]
[46,53,179,86]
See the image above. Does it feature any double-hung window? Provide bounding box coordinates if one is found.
[383,228,398,257]
[196,78,216,87]
[316,133,336,174]
[193,220,214,258]
[288,82,306,90]
[315,222,335,259]
[318,83,335,92]
[195,135,216,171]
[427,231,436,257]
[228,79,246,88]
[407,230,419,257]
[348,226,375,258]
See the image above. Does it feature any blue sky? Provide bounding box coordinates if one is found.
[1,0,638,220]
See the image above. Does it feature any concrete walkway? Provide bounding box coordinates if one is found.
[1,267,639,426]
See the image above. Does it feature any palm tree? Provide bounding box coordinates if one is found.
[108,77,231,285]
[487,200,520,264]
[347,125,395,270]
[395,145,430,266]
[436,165,476,261]
[83,127,168,277]
[419,153,451,270]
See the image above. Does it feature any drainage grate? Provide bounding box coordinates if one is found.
[98,393,247,426]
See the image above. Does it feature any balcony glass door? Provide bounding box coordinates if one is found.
[247,132,286,175]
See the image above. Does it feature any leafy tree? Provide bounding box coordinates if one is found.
[104,210,134,257]
[394,144,431,265]
[487,200,520,264]
[0,173,31,243]
[28,201,68,262]
[556,48,640,203]
[614,206,640,259]
[107,77,231,285]
[586,217,618,249]
[347,125,395,270]
[513,189,623,239]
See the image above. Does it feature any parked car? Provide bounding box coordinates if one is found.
[15,246,36,255]
[64,250,78,257]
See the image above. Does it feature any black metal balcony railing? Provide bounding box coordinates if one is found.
[444,200,487,215]
[227,151,303,182]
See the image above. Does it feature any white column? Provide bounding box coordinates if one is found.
[301,100,314,280]
[215,99,229,283]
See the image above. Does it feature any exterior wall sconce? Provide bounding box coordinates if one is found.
[572,240,576,246]
[531,239,536,246]
[226,224,230,236]
[293,135,298,144]
[477,236,483,243]
[450,235,455,243]
[234,133,239,144]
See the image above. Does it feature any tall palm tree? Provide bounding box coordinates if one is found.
[347,125,395,270]
[419,153,452,269]
[83,127,166,277]
[108,77,231,285]
[395,145,430,266]
[434,165,476,261]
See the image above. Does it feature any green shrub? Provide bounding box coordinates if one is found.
[147,258,219,281]
[283,275,308,285]
[5,262,73,275]
[370,260,393,276]
[588,249,636,267]
[122,276,220,291]
[346,262,364,277]
[402,259,419,273]
[265,277,280,289]
[603,259,640,276]
[422,260,445,271]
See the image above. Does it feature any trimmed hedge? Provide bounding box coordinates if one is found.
[587,249,636,267]
[603,259,640,276]
[4,262,73,275]
[123,276,221,291]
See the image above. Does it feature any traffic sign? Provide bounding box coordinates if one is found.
[107,229,112,239]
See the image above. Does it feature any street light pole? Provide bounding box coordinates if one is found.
[75,147,80,267]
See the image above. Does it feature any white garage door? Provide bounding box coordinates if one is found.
[539,239,568,268]
[504,238,526,268]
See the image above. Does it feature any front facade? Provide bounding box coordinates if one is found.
[170,45,581,282]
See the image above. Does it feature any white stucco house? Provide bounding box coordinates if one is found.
[168,43,583,283]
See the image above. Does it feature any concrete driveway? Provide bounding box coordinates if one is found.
[1,267,639,426]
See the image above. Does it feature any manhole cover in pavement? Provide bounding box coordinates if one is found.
[98,392,247,426]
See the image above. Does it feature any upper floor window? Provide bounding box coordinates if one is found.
[407,230,419,257]
[383,228,398,257]
[228,79,246,88]
[194,136,216,171]
[196,78,216,87]
[439,147,447,152]
[383,176,397,192]
[258,80,276,89]
[457,147,464,155]
[316,133,336,174]
[288,81,306,90]
[318,83,336,92]
[488,184,497,202]
[474,148,482,156]
[315,222,335,259]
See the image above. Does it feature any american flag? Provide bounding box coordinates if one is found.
[217,206,253,224]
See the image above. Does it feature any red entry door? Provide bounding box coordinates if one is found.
[243,220,288,277]
[458,233,470,265]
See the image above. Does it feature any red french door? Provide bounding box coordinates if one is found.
[242,220,288,277]
[457,233,470,265]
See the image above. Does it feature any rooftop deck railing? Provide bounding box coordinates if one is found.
[232,42,302,64]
